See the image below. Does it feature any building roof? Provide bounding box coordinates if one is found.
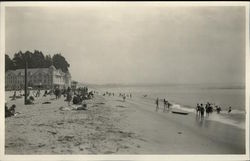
[6,68,49,76]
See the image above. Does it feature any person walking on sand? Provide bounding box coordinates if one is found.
[155,98,159,112]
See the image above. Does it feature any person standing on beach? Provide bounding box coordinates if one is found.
[66,87,73,106]
[228,106,232,113]
[123,95,126,102]
[12,90,16,100]
[55,87,60,99]
[167,101,170,111]
[200,104,205,118]
[196,103,200,116]
[163,99,166,112]
[216,106,221,114]
[155,98,159,112]
[205,102,210,117]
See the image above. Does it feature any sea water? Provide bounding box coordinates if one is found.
[95,84,246,129]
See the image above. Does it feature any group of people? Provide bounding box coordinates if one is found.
[196,102,232,117]
[155,98,171,112]
[153,98,233,116]
[61,86,94,106]
[196,102,212,117]
[101,91,132,102]
[5,86,93,118]
[9,85,93,106]
[11,90,24,100]
[119,93,132,102]
[72,87,94,105]
[103,92,115,97]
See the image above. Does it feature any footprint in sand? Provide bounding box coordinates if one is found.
[38,143,46,148]
[116,105,127,108]
[104,151,115,154]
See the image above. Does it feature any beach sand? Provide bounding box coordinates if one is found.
[5,92,245,154]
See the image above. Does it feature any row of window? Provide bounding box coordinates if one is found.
[7,76,49,79]
[7,79,52,84]
[6,75,68,85]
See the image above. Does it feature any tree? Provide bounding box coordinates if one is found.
[12,50,45,69]
[12,51,25,69]
[52,54,70,72]
[32,50,45,68]
[8,50,70,72]
[5,54,14,71]
[44,55,53,67]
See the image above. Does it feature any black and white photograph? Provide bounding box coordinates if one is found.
[0,1,249,161]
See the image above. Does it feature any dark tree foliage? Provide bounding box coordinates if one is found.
[5,54,14,71]
[52,54,70,72]
[6,50,70,72]
[32,50,45,68]
[12,51,26,69]
[44,55,53,67]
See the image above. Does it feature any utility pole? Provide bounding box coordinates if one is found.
[24,60,28,105]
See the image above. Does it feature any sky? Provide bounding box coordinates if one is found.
[5,4,246,85]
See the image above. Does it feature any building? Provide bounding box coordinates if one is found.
[5,65,71,90]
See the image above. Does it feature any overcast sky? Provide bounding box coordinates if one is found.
[5,5,246,85]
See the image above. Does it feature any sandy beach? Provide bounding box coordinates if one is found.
[5,92,245,154]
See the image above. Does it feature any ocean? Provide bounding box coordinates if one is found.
[93,84,246,129]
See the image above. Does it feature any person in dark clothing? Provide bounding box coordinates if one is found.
[196,103,200,116]
[123,95,126,102]
[163,99,166,112]
[55,87,60,99]
[5,104,16,118]
[5,104,12,118]
[155,98,159,112]
[200,104,205,118]
[43,90,47,97]
[216,106,221,114]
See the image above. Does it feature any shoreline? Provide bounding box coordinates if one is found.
[128,94,246,130]
[5,91,245,154]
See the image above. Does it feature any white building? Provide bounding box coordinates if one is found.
[5,65,71,90]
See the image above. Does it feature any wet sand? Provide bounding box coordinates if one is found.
[5,92,245,154]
